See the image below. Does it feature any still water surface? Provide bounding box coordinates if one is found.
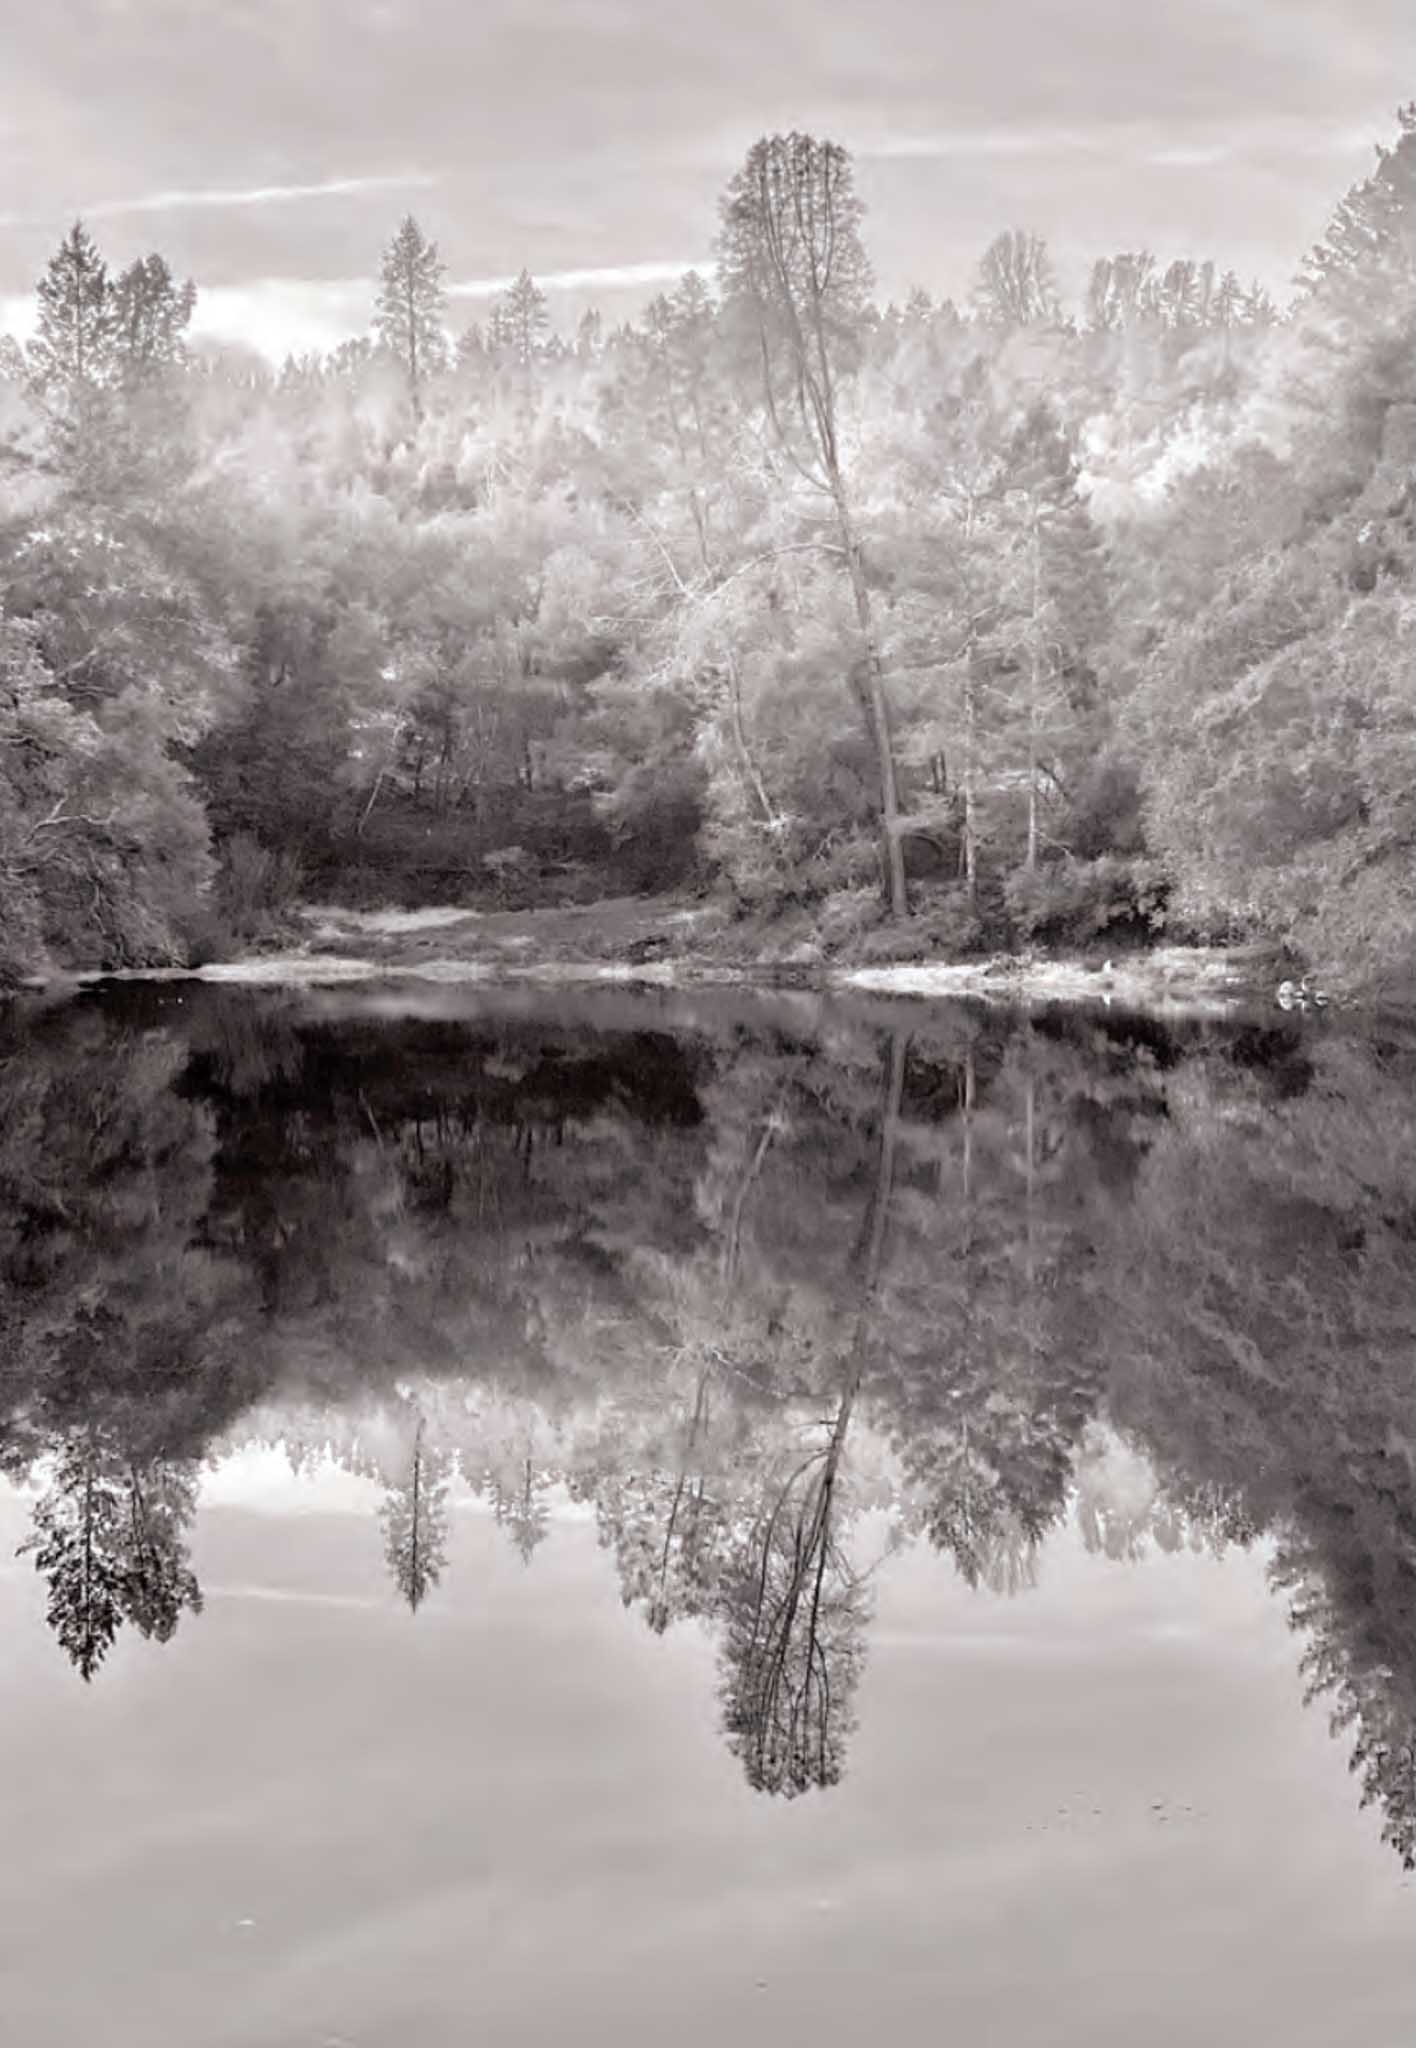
[3,980,1416,2046]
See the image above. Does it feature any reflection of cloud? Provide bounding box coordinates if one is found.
[201,1443,381,1513]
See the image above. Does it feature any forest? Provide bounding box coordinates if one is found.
[4,109,1416,990]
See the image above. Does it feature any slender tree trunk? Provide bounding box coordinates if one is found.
[961,1049,976,1204]
[833,491,907,918]
[1024,1068,1036,1290]
[961,663,978,902]
[725,651,779,831]
[1026,516,1041,871]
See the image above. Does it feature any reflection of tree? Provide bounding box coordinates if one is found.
[716,1030,906,1796]
[718,1390,869,1796]
[379,1417,451,1611]
[118,1458,203,1643]
[489,1455,551,1565]
[1073,1426,1255,1565]
[19,1427,202,1679]
[597,1366,732,1634]
[12,986,1416,1866]
[1093,1026,1416,1871]
[881,1032,1102,1591]
[1278,1558,1416,1871]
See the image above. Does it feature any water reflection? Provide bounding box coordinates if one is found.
[4,983,1416,1863]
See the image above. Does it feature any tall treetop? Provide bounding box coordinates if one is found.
[1302,103,1416,302]
[375,213,448,409]
[29,220,114,396]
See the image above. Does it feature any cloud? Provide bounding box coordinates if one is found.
[0,172,440,230]
[189,278,372,359]
[90,172,439,219]
[859,127,1109,162]
[0,294,37,340]
[1144,143,1236,169]
[861,117,1383,173]
[447,259,706,300]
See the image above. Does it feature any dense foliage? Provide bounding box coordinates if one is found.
[6,112,1416,987]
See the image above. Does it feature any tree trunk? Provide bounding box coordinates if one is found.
[961,664,978,902]
[834,494,908,918]
[725,651,779,831]
[1026,517,1041,871]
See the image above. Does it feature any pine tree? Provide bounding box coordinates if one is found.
[379,1421,450,1611]
[110,253,197,386]
[374,215,448,417]
[456,319,486,363]
[489,269,548,370]
[28,220,115,401]
[992,402,1110,867]
[575,306,603,362]
[1302,103,1416,307]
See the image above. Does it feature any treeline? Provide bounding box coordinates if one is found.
[4,109,1416,984]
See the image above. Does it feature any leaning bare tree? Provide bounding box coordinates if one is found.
[716,133,910,916]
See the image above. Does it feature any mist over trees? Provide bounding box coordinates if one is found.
[5,108,1416,988]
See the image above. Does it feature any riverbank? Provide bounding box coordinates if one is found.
[74,898,1281,1015]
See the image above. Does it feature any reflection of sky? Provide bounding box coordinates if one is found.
[2,1475,1414,2047]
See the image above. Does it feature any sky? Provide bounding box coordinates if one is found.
[0,0,1412,360]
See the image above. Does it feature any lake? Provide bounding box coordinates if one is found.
[3,979,1416,2047]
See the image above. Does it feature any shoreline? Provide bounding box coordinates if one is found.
[33,939,1282,1016]
[9,899,1322,1015]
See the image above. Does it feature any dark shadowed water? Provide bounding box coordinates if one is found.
[4,979,1416,2047]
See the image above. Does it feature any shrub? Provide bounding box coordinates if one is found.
[847,886,986,964]
[1069,755,1148,859]
[1004,855,1167,947]
[481,844,540,908]
[209,833,305,949]
[816,888,885,952]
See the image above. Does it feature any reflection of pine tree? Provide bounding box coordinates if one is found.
[120,1460,203,1641]
[19,1429,202,1679]
[20,1433,128,1681]
[379,1420,451,1611]
[490,1455,550,1565]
